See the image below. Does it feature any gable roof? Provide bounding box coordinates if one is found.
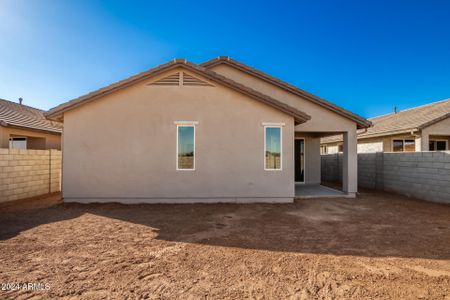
[321,98,450,143]
[45,59,311,124]
[0,98,62,134]
[201,56,371,129]
[362,98,450,136]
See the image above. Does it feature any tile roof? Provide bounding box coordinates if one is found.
[321,98,450,143]
[201,56,371,129]
[0,98,62,134]
[45,59,312,124]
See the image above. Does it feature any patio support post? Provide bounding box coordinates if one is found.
[342,129,357,197]
[420,133,429,151]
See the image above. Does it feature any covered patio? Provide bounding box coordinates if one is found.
[293,128,358,199]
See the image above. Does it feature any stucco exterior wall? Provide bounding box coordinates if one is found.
[0,127,61,150]
[295,133,321,184]
[62,68,295,203]
[323,133,428,153]
[209,64,357,133]
[357,141,383,153]
[210,63,359,195]
[423,117,450,136]
[420,117,450,151]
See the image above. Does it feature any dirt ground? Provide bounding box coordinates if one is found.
[0,190,449,299]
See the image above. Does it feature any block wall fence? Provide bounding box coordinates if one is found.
[321,152,450,204]
[0,149,61,203]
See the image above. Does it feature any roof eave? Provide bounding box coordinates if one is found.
[45,59,311,124]
[418,112,450,130]
[202,57,371,129]
[0,121,62,135]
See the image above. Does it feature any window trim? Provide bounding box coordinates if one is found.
[176,123,196,171]
[264,125,283,171]
[391,138,416,152]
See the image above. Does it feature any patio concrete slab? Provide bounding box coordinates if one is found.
[295,184,348,198]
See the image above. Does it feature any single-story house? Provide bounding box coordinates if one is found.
[45,57,371,203]
[0,98,62,149]
[321,98,450,153]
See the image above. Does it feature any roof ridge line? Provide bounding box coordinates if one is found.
[388,98,450,115]
[0,98,45,112]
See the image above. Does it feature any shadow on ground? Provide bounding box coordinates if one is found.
[1,189,449,260]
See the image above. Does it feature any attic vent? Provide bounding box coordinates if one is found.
[182,72,212,86]
[148,72,213,87]
[149,73,180,86]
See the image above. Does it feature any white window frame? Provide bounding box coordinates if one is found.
[295,137,306,183]
[175,121,197,171]
[264,125,283,171]
[9,136,27,149]
[391,138,416,152]
[429,139,448,151]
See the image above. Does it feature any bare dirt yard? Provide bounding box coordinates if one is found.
[1,190,449,299]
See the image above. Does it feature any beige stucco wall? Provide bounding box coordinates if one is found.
[325,130,450,153]
[62,68,295,203]
[423,117,450,135]
[210,64,358,194]
[295,133,321,184]
[420,117,450,150]
[360,134,417,152]
[0,126,61,150]
[209,64,357,133]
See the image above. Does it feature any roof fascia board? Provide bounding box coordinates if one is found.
[45,60,311,124]
[418,113,450,129]
[0,121,62,135]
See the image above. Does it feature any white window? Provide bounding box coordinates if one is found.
[264,126,282,170]
[9,137,27,149]
[176,123,196,170]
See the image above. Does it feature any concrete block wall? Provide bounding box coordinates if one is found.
[357,153,377,189]
[0,149,61,203]
[320,154,342,182]
[321,151,450,204]
[382,152,450,203]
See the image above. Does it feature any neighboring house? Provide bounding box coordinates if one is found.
[45,57,370,203]
[321,98,450,153]
[0,98,62,149]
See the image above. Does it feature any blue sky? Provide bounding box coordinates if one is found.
[1,0,449,118]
